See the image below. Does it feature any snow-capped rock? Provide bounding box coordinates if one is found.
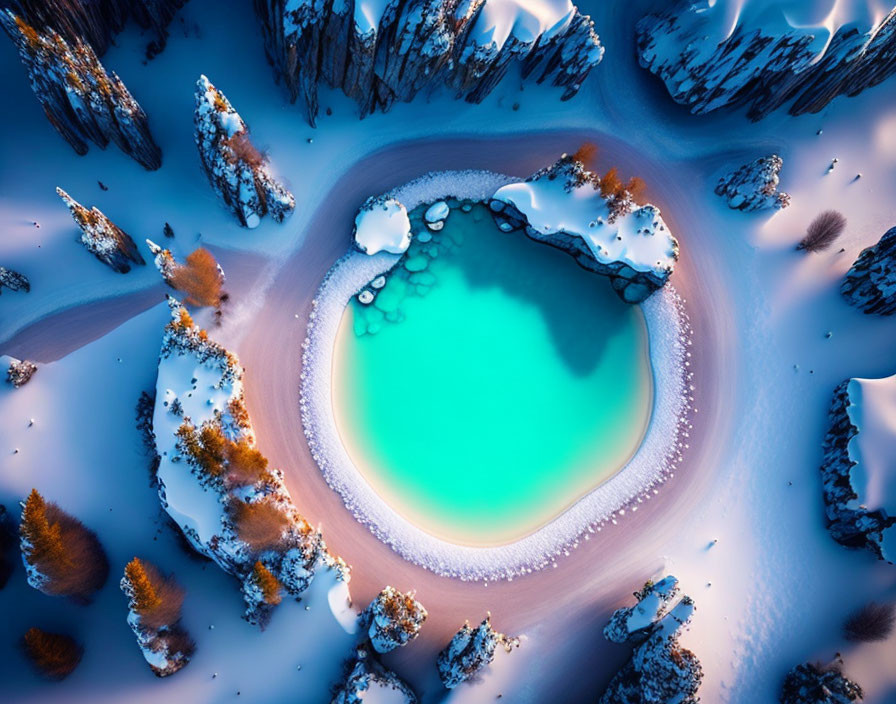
[600,576,702,704]
[253,0,604,125]
[1,10,161,169]
[489,154,679,303]
[780,661,863,704]
[9,0,185,58]
[151,299,349,626]
[0,266,29,295]
[636,1,896,120]
[4,356,37,388]
[57,188,145,273]
[353,197,412,255]
[3,355,37,388]
[360,586,427,654]
[820,373,896,562]
[714,155,790,212]
[841,226,896,316]
[424,200,450,231]
[194,75,295,229]
[437,614,519,689]
[332,644,418,704]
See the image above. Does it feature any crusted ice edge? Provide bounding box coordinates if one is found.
[300,169,694,581]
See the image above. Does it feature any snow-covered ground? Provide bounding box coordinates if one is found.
[2,0,896,702]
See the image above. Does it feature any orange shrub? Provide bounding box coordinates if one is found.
[226,439,272,486]
[22,628,83,680]
[168,248,223,308]
[232,500,288,552]
[124,558,186,630]
[251,560,282,606]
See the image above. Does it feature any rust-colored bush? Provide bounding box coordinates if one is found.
[226,439,272,487]
[251,560,282,606]
[625,176,647,202]
[177,422,227,479]
[124,558,186,630]
[225,131,266,169]
[22,628,83,680]
[572,142,598,168]
[232,500,288,552]
[168,248,223,308]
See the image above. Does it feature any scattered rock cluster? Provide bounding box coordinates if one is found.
[780,661,863,704]
[57,187,145,273]
[715,155,790,212]
[437,614,518,689]
[637,4,896,120]
[1,11,161,168]
[253,0,604,125]
[600,576,703,704]
[3,355,37,388]
[194,75,295,228]
[360,586,427,654]
[841,226,896,316]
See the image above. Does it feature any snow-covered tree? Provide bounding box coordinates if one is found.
[194,75,294,228]
[361,586,427,654]
[57,188,145,273]
[1,11,161,169]
[437,614,519,689]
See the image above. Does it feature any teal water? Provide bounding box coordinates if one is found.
[333,202,652,545]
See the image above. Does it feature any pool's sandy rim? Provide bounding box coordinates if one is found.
[300,169,694,581]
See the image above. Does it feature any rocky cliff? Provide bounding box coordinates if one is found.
[2,11,161,169]
[490,155,679,303]
[194,75,295,228]
[637,1,896,120]
[842,226,896,316]
[5,0,186,58]
[437,614,518,689]
[57,187,145,273]
[819,375,896,562]
[0,266,29,295]
[715,155,790,212]
[600,576,703,704]
[253,0,604,126]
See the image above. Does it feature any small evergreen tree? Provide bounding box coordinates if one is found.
[124,558,162,615]
[226,439,272,486]
[232,500,288,551]
[20,489,67,570]
[22,627,83,680]
[251,561,282,606]
[123,557,186,630]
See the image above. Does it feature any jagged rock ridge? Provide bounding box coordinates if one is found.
[715,155,790,212]
[437,614,518,689]
[637,2,896,120]
[842,226,896,316]
[253,0,604,126]
[57,188,145,273]
[194,75,295,228]
[5,0,186,57]
[1,11,161,169]
[0,266,29,294]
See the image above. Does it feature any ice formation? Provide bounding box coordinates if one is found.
[490,155,679,303]
[152,299,349,626]
[637,0,896,120]
[253,0,604,125]
[820,372,896,562]
[714,155,791,212]
[194,75,295,229]
[302,170,693,580]
[1,10,161,168]
[353,197,412,255]
[841,225,896,315]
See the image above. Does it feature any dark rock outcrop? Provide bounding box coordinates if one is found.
[637,3,896,121]
[437,614,518,689]
[780,661,863,704]
[4,355,37,387]
[194,75,295,228]
[1,11,161,169]
[715,155,790,212]
[841,227,896,316]
[5,0,186,57]
[253,0,604,126]
[57,187,145,273]
[360,586,427,654]
[332,644,417,704]
[600,576,703,704]
[0,266,29,294]
[819,378,896,562]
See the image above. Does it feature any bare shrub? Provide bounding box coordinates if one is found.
[22,628,83,680]
[231,500,289,552]
[168,248,223,307]
[797,211,846,252]
[844,602,895,642]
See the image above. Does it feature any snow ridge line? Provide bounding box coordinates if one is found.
[300,170,694,581]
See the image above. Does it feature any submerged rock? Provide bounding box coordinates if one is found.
[819,374,896,562]
[332,644,418,704]
[194,75,295,229]
[1,11,161,169]
[599,576,703,704]
[57,188,145,273]
[0,267,30,295]
[637,2,896,120]
[361,586,427,654]
[253,0,604,126]
[841,227,896,316]
[780,661,863,704]
[437,614,518,689]
[715,155,790,212]
[489,155,679,303]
